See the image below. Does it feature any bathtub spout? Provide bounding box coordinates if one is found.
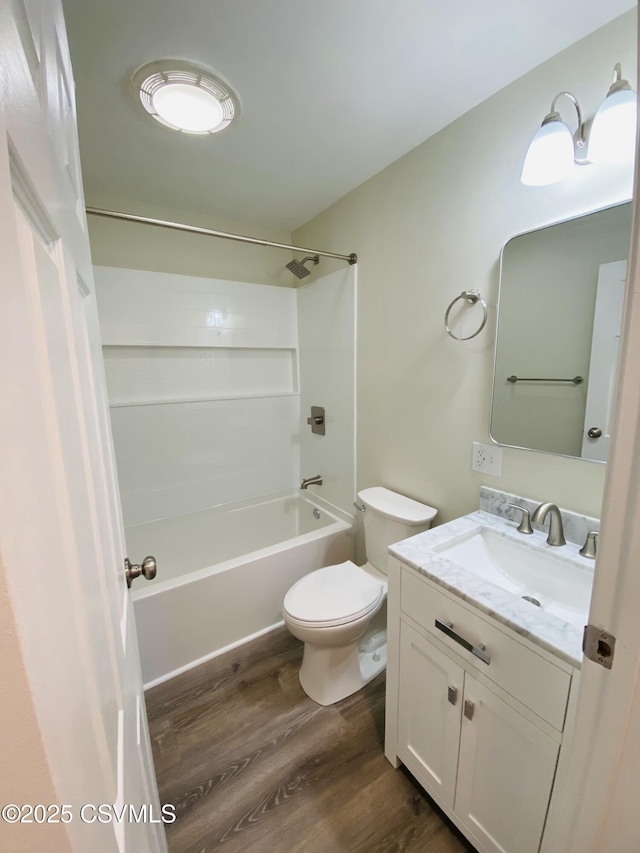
[301,475,323,489]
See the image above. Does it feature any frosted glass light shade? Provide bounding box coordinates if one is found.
[521,120,575,186]
[589,88,637,164]
[152,84,224,133]
[135,61,237,135]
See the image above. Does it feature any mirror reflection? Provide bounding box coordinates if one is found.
[491,202,632,462]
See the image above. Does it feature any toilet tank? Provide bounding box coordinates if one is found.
[358,487,437,574]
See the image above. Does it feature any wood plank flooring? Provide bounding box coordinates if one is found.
[146,627,476,853]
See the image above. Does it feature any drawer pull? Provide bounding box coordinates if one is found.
[464,699,475,721]
[435,619,491,665]
[447,685,458,706]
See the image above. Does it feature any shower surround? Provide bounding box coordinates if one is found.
[95,264,356,683]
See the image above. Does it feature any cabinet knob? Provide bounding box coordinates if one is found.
[464,699,475,721]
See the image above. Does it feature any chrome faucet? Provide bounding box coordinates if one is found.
[531,502,566,546]
[300,474,323,490]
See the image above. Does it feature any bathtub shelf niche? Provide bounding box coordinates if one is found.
[103,344,298,407]
[109,391,299,408]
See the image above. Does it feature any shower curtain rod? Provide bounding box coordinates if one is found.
[85,207,357,265]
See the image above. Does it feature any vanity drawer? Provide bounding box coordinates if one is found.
[400,569,571,730]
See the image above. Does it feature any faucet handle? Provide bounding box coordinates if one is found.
[508,503,534,535]
[579,531,598,559]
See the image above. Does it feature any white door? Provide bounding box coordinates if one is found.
[397,623,463,808]
[0,3,165,852]
[580,260,627,462]
[455,676,559,853]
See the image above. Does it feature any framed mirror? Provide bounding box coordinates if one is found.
[491,201,632,463]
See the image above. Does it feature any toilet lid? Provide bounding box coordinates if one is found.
[283,561,384,626]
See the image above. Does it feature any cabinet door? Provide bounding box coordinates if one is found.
[456,675,559,853]
[397,622,464,807]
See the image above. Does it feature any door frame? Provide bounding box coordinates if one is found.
[553,35,640,851]
[0,3,165,851]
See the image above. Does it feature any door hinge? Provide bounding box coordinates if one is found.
[583,624,616,669]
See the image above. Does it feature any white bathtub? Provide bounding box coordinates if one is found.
[128,491,354,687]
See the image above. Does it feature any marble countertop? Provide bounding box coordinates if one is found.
[389,510,595,667]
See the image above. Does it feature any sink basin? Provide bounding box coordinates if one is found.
[434,527,592,629]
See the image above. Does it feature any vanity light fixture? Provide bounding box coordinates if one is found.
[521,92,587,186]
[133,60,237,135]
[589,63,637,164]
[521,63,637,186]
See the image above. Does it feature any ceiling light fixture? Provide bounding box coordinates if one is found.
[133,60,237,135]
[521,63,637,187]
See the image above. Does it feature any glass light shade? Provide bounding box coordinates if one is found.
[521,120,575,186]
[151,83,225,133]
[588,88,637,164]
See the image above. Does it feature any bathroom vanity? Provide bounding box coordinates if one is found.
[384,490,596,853]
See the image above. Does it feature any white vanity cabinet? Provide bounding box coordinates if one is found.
[398,623,464,807]
[386,558,578,853]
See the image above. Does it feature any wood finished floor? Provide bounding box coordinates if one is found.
[146,627,476,853]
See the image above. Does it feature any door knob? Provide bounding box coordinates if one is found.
[587,427,603,439]
[125,556,157,588]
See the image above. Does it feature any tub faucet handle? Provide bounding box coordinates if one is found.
[306,406,325,435]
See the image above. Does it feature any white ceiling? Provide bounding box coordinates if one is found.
[62,0,635,232]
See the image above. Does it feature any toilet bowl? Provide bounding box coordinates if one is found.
[283,487,437,706]
[283,560,386,706]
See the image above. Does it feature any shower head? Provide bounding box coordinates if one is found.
[286,255,319,279]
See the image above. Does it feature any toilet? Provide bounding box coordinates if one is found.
[283,486,437,705]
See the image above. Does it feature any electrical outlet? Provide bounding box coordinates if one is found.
[472,441,502,476]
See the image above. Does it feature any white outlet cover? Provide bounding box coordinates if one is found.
[472,441,503,477]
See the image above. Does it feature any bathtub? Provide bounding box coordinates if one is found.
[128,491,354,687]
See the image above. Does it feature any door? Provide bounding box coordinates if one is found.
[580,260,627,462]
[397,623,463,807]
[455,676,559,853]
[0,3,165,852]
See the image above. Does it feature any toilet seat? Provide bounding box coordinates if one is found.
[283,561,385,628]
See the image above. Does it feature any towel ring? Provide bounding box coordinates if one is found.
[444,289,487,341]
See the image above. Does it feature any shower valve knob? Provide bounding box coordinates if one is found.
[125,555,157,588]
[306,406,326,435]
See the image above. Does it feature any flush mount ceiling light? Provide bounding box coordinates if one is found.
[133,60,237,134]
[521,63,637,186]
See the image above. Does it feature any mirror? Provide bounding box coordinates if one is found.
[491,201,632,462]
